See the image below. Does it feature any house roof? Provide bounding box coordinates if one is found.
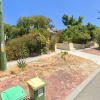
[48,28,58,34]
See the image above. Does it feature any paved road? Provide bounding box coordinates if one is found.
[74,72,100,100]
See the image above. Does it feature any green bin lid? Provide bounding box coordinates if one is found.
[1,86,26,100]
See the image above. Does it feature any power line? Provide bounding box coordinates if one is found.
[97,11,100,19]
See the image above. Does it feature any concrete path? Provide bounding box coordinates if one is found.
[57,49,100,65]
[7,48,100,67]
[7,51,61,67]
[68,50,100,65]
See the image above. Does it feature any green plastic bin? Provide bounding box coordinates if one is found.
[1,86,27,100]
[27,78,47,100]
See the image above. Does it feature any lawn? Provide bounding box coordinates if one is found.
[0,53,99,100]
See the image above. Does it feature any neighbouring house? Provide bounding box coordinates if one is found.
[48,28,58,40]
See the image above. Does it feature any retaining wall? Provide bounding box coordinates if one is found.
[56,43,99,50]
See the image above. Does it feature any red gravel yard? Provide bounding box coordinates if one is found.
[82,48,100,55]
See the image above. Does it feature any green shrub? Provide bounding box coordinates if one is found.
[6,38,29,60]
[61,52,68,60]
[17,59,26,70]
[6,33,47,60]
[55,30,63,43]
[97,30,100,49]
[48,38,57,50]
[29,28,50,40]
[61,26,91,44]
[25,33,47,54]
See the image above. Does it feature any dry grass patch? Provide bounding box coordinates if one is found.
[0,53,99,81]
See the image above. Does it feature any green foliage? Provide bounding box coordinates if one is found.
[61,52,68,60]
[34,16,48,29]
[47,18,55,29]
[60,25,91,44]
[17,59,26,70]
[55,30,63,43]
[25,33,47,54]
[17,16,49,30]
[4,16,54,40]
[97,30,100,49]
[6,37,30,60]
[29,28,50,40]
[10,27,21,38]
[62,15,83,27]
[48,39,57,50]
[86,22,99,41]
[4,23,12,37]
[17,16,53,30]
[61,14,99,44]
[6,33,47,60]
[17,17,31,28]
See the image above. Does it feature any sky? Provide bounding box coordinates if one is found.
[2,0,100,30]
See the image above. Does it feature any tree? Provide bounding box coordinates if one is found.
[60,25,91,44]
[86,22,99,41]
[97,30,100,49]
[4,23,12,37]
[17,16,32,33]
[48,24,55,29]
[17,15,54,31]
[62,14,83,27]
[34,16,48,29]
[10,27,21,39]
[4,15,54,41]
[47,18,55,29]
[29,28,50,40]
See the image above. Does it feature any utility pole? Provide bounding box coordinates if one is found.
[0,0,7,71]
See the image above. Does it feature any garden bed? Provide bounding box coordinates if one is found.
[0,53,99,100]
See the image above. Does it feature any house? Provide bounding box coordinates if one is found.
[48,28,58,40]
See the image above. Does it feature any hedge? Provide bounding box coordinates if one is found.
[6,33,47,61]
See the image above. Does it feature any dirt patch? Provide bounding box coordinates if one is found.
[0,53,99,100]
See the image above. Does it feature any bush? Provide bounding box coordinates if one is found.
[6,38,29,60]
[6,33,47,60]
[25,33,47,54]
[55,30,63,43]
[61,52,68,60]
[61,26,91,44]
[48,38,57,50]
[29,28,50,40]
[97,30,100,49]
